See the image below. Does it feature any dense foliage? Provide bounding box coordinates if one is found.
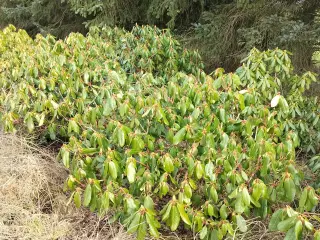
[0,25,319,239]
[1,0,319,72]
[237,48,319,153]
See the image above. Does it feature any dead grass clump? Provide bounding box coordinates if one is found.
[0,133,133,240]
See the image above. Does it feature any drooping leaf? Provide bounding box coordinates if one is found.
[127,161,136,183]
[199,226,208,239]
[294,220,303,239]
[146,213,159,237]
[127,213,141,233]
[172,127,186,145]
[236,215,248,233]
[177,203,191,225]
[277,216,297,232]
[83,184,92,207]
[108,161,118,179]
[170,206,180,231]
[298,188,308,212]
[284,227,296,240]
[74,191,81,208]
[118,128,125,147]
[269,209,283,231]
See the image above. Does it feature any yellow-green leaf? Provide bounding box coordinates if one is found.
[109,161,117,179]
[83,184,92,207]
[172,127,186,145]
[177,203,191,225]
[74,191,81,208]
[170,206,180,231]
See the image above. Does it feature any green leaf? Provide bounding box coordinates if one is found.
[68,120,79,134]
[101,192,110,212]
[313,115,319,126]
[304,220,314,231]
[170,206,180,231]
[137,221,147,240]
[252,181,263,201]
[81,148,99,155]
[261,156,269,177]
[160,182,169,197]
[283,227,296,240]
[84,72,89,83]
[146,213,159,237]
[109,70,124,85]
[195,162,204,179]
[250,195,261,208]
[118,128,125,147]
[172,127,186,145]
[219,108,226,123]
[162,203,172,221]
[235,195,245,214]
[38,113,45,126]
[277,216,297,232]
[210,229,219,240]
[220,204,228,220]
[207,204,214,217]
[269,209,283,231]
[62,150,70,168]
[279,97,289,113]
[162,203,172,222]
[50,100,59,110]
[236,215,248,233]
[74,191,81,208]
[241,187,250,206]
[307,188,318,207]
[220,133,229,149]
[314,231,320,240]
[210,186,218,203]
[294,220,302,239]
[109,161,118,179]
[163,155,174,173]
[298,188,308,212]
[127,161,136,183]
[177,203,191,225]
[83,184,92,207]
[127,213,141,233]
[284,178,296,202]
[26,116,34,132]
[184,184,192,199]
[144,196,154,210]
[199,226,208,239]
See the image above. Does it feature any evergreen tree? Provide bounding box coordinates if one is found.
[0,0,85,38]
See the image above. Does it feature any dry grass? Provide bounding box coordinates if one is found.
[0,132,134,240]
